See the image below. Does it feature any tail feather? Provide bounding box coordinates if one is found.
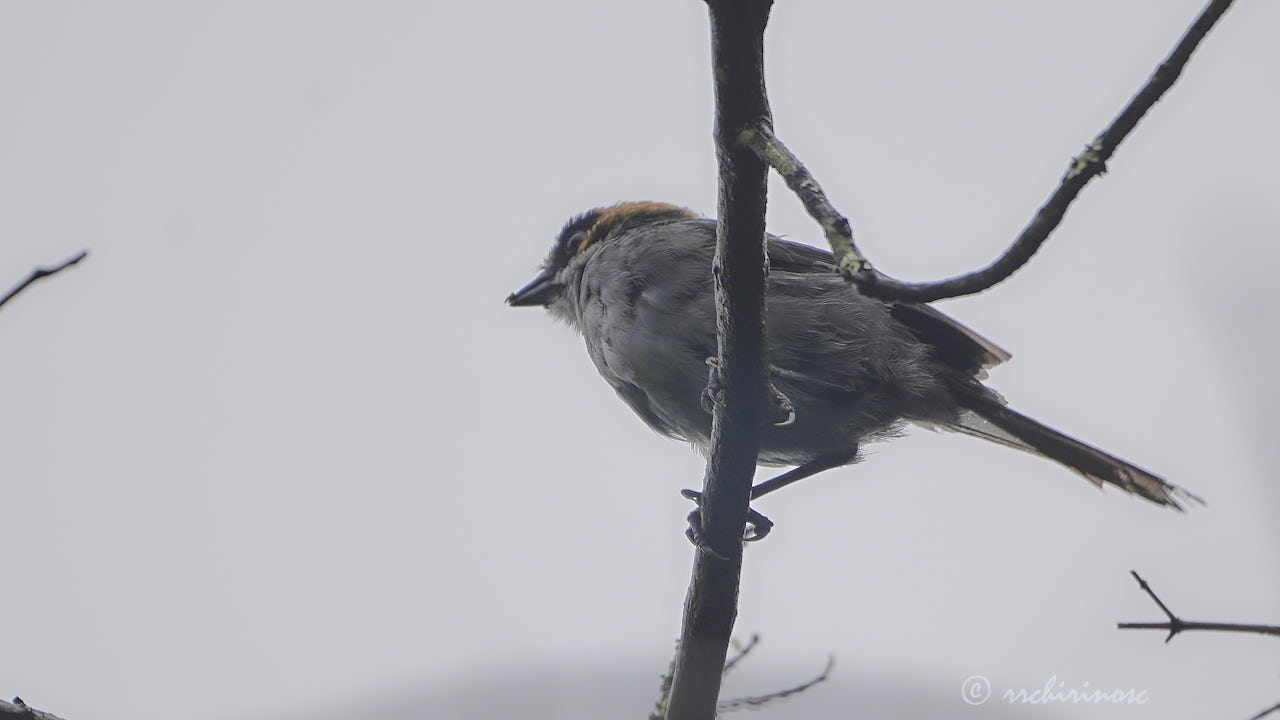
[953,394,1203,511]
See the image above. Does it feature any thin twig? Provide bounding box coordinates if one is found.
[1245,700,1280,720]
[1117,571,1280,642]
[748,0,1235,303]
[0,251,88,311]
[717,656,835,712]
[722,634,760,676]
[654,635,763,720]
[739,124,869,278]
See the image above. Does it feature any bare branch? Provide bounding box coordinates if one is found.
[664,1,775,717]
[1246,700,1280,720]
[717,656,835,712]
[749,0,1235,303]
[1117,571,1280,642]
[739,124,869,278]
[721,634,760,676]
[0,251,89,312]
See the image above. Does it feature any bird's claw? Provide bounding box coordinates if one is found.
[743,507,773,541]
[701,357,724,414]
[681,488,774,549]
[770,384,795,427]
[703,358,795,428]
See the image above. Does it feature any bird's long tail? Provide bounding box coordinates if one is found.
[948,392,1203,511]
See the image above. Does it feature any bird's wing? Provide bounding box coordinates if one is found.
[765,236,1011,375]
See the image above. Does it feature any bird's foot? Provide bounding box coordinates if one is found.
[700,357,724,414]
[702,357,795,427]
[681,488,774,551]
[768,383,795,426]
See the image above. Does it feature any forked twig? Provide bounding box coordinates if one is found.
[718,655,835,712]
[745,0,1235,303]
[1117,571,1280,642]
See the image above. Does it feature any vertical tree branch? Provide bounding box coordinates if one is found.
[664,1,774,718]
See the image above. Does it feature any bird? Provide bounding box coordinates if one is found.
[507,201,1200,526]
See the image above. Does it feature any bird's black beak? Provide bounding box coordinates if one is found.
[506,271,559,307]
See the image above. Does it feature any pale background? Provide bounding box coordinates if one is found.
[2,2,1277,718]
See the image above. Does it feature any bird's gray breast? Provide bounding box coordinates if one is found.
[576,237,717,445]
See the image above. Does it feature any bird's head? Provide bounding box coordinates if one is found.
[505,201,697,313]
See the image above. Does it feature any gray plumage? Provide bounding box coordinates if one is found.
[509,202,1200,510]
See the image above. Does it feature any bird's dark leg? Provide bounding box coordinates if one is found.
[750,448,858,500]
[683,447,857,545]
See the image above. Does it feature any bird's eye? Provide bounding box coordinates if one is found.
[561,231,588,258]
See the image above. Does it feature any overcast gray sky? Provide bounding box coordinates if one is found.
[2,2,1277,719]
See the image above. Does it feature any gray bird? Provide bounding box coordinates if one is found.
[508,201,1200,523]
